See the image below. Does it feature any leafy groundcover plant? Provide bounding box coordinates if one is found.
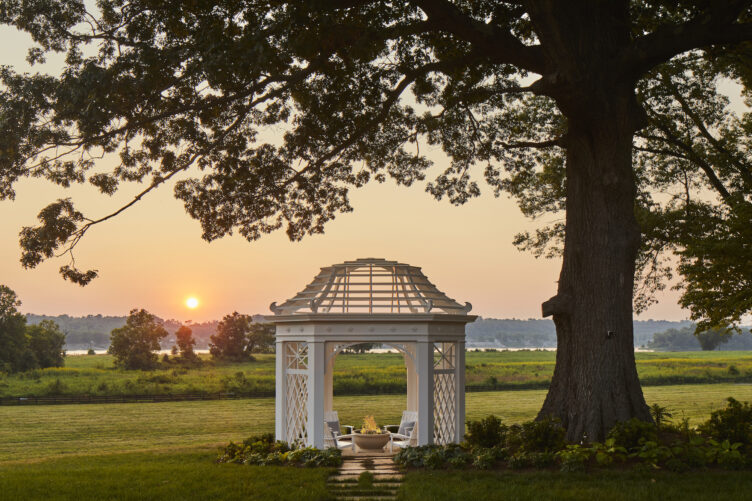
[394,398,752,473]
[217,433,343,467]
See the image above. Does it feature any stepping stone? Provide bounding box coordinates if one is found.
[328,456,404,500]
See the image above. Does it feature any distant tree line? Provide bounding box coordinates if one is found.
[27,313,267,350]
[0,285,65,373]
[26,313,715,351]
[648,327,752,351]
[465,318,695,348]
[108,309,275,370]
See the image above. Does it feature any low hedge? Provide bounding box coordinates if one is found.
[394,398,752,473]
[217,433,343,467]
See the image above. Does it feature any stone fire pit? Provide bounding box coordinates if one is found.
[352,431,390,450]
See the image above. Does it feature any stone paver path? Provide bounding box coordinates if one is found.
[328,454,404,500]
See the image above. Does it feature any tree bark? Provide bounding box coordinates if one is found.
[523,0,653,443]
[538,88,652,441]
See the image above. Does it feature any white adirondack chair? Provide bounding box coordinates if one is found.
[386,411,418,452]
[323,411,355,450]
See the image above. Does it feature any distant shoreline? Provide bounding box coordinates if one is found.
[65,346,661,355]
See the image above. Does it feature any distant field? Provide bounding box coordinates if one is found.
[2,351,752,399]
[2,383,752,463]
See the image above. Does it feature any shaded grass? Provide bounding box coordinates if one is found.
[0,450,332,501]
[3,384,752,463]
[399,470,752,501]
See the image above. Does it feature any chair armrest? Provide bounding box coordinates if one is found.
[389,433,411,441]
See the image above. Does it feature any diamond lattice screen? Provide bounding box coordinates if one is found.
[433,343,457,445]
[285,342,308,445]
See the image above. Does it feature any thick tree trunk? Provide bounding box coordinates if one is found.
[538,90,652,441]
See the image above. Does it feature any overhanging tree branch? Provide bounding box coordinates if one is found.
[647,123,734,202]
[660,72,752,188]
[499,137,564,149]
[283,55,479,187]
[626,1,752,76]
[409,0,546,73]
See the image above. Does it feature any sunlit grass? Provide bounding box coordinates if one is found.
[3,351,752,399]
[3,384,752,463]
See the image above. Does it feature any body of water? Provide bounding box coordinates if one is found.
[66,346,654,355]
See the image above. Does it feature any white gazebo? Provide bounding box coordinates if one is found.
[267,258,476,449]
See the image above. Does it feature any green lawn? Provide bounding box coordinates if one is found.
[0,451,332,501]
[2,383,752,463]
[400,470,752,501]
[2,452,750,501]
[2,382,752,500]
[3,350,752,398]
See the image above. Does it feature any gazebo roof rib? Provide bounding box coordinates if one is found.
[270,257,471,315]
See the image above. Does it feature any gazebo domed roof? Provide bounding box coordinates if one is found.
[270,258,472,315]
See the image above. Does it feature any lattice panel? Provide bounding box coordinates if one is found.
[433,371,457,445]
[286,373,308,445]
[433,342,455,370]
[286,342,308,370]
[284,342,309,445]
[433,342,457,444]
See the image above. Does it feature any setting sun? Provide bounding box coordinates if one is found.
[185,297,199,309]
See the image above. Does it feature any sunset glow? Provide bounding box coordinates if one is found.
[185,297,199,309]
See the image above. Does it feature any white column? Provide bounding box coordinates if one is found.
[416,340,434,445]
[307,340,326,449]
[455,340,466,443]
[404,349,417,412]
[324,343,334,413]
[275,339,286,442]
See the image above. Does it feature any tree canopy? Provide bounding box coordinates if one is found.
[0,284,33,372]
[174,324,198,362]
[3,0,752,438]
[1,1,750,330]
[25,319,66,368]
[209,312,273,361]
[0,285,66,372]
[108,308,167,369]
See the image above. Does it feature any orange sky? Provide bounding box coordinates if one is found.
[0,164,689,322]
[0,26,690,322]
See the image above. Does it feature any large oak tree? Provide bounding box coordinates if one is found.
[2,1,752,439]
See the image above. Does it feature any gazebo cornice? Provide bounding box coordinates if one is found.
[265,313,478,324]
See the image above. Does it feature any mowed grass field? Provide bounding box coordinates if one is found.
[3,384,752,500]
[2,383,752,463]
[3,350,752,398]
